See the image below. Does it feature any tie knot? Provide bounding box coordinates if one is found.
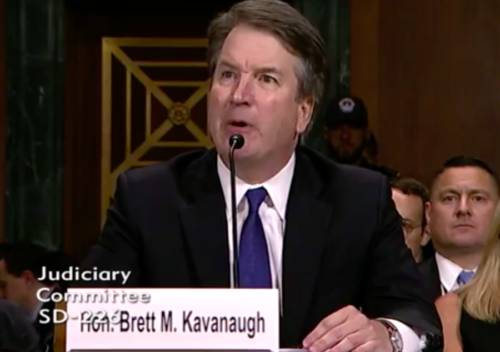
[457,270,475,285]
[245,187,268,213]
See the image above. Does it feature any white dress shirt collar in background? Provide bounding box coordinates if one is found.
[435,252,477,293]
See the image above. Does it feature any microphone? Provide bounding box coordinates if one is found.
[228,134,245,288]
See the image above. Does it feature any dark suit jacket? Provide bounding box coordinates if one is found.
[0,299,40,352]
[83,146,441,347]
[418,255,443,301]
[34,300,55,352]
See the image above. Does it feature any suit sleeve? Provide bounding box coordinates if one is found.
[80,173,141,287]
[362,176,442,336]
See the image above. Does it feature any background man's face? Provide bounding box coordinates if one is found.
[426,166,498,254]
[392,189,428,260]
[324,124,366,163]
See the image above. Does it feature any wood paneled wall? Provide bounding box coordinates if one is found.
[351,0,500,185]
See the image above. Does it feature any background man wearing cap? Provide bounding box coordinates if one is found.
[323,95,399,179]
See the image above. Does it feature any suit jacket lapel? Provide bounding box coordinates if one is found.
[281,148,334,345]
[179,149,230,287]
[418,256,442,300]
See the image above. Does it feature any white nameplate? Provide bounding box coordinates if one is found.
[63,288,279,352]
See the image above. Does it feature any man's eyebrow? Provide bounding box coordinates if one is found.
[255,66,282,75]
[217,59,238,70]
[217,60,282,75]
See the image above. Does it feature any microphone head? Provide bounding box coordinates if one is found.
[229,134,245,149]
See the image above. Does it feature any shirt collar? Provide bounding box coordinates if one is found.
[435,252,476,292]
[217,153,296,221]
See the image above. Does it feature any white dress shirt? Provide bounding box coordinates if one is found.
[217,153,421,351]
[435,252,477,294]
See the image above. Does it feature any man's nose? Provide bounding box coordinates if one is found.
[456,196,472,216]
[340,125,352,140]
[231,76,253,104]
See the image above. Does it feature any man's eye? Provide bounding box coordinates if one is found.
[221,71,234,79]
[260,74,277,84]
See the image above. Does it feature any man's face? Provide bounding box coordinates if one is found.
[323,124,367,163]
[0,259,33,310]
[208,25,313,164]
[426,167,499,254]
[392,189,428,261]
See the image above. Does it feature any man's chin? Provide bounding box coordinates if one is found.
[448,234,485,250]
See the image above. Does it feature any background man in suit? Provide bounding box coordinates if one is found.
[0,243,74,352]
[85,0,441,350]
[420,156,499,300]
[0,298,40,352]
[391,177,431,262]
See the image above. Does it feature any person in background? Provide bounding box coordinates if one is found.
[435,200,500,351]
[323,95,399,179]
[0,242,75,352]
[391,177,431,262]
[419,156,499,300]
[0,298,40,352]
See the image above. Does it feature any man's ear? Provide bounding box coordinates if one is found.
[363,129,373,143]
[20,270,37,285]
[296,97,314,134]
[425,201,431,229]
[421,225,431,246]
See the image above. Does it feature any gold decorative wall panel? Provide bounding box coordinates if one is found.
[101,38,212,225]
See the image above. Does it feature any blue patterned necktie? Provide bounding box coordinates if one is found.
[239,187,272,288]
[457,270,475,286]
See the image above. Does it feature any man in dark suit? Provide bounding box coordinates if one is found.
[0,298,40,352]
[84,0,441,351]
[0,243,74,352]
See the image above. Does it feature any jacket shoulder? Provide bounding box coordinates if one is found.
[301,146,388,189]
[121,149,212,186]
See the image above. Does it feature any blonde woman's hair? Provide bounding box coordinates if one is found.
[458,201,500,322]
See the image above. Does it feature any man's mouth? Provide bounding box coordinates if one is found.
[229,121,249,127]
[454,224,474,228]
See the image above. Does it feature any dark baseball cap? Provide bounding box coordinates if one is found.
[325,95,368,129]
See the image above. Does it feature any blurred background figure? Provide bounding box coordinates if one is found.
[0,242,75,352]
[420,156,499,300]
[323,95,399,179]
[0,298,40,352]
[391,177,431,262]
[435,201,500,351]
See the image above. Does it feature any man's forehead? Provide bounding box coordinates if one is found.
[392,189,423,204]
[218,26,298,70]
[433,167,497,192]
